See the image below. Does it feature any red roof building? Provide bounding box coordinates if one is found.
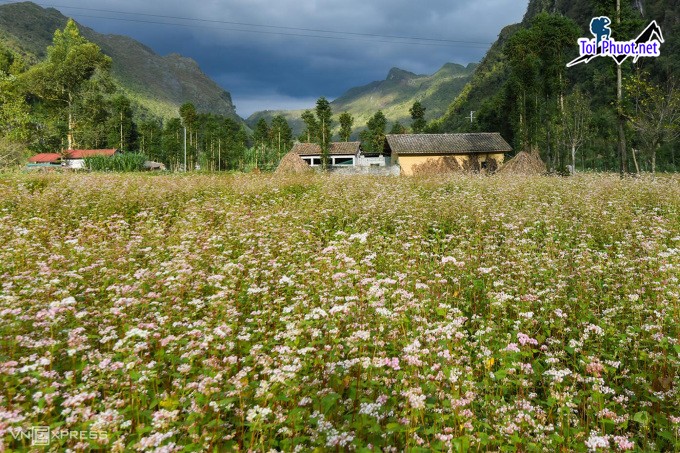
[28,153,62,163]
[66,149,118,159]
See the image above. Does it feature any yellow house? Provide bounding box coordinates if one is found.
[385,133,512,176]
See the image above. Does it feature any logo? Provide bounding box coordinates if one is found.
[8,426,108,446]
[567,16,664,67]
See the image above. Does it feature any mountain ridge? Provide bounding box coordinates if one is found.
[0,1,240,121]
[247,62,477,137]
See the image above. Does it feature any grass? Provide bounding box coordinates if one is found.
[0,172,679,451]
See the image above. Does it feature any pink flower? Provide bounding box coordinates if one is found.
[505,342,521,352]
[384,357,400,370]
[517,333,538,346]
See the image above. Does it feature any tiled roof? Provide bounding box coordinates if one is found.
[385,133,512,155]
[292,142,360,156]
[28,153,62,163]
[66,149,118,159]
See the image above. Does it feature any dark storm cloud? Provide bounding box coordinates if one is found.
[43,0,528,117]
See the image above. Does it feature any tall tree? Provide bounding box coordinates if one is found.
[21,19,111,150]
[593,0,644,175]
[252,117,270,170]
[315,97,332,169]
[270,114,293,159]
[300,110,318,143]
[409,101,426,134]
[560,89,591,174]
[360,110,387,154]
[107,95,136,152]
[504,13,579,159]
[339,112,354,141]
[626,73,680,174]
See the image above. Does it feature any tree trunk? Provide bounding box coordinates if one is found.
[616,0,627,177]
[571,144,576,174]
[631,148,640,175]
[67,96,74,150]
[652,143,659,175]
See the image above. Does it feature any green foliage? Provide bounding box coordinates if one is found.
[409,101,426,133]
[338,112,354,141]
[360,110,387,154]
[2,173,680,450]
[389,121,406,134]
[315,97,333,170]
[107,95,137,152]
[20,19,112,149]
[299,110,318,143]
[84,153,146,172]
[625,71,680,173]
[270,114,293,157]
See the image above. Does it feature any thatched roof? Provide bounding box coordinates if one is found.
[498,151,547,175]
[275,151,314,174]
[385,133,512,155]
[291,142,361,156]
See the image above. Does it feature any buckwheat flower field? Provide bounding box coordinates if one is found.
[1,173,679,452]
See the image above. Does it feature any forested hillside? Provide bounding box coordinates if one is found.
[434,0,680,172]
[247,63,476,138]
[0,2,239,120]
[0,18,279,171]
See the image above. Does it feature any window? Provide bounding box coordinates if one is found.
[312,158,322,166]
[370,163,380,167]
[302,157,313,165]
[481,161,488,169]
[333,157,354,166]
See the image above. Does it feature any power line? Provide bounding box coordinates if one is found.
[71,14,490,48]
[0,0,493,48]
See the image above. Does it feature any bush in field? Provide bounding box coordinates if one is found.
[84,153,147,172]
[0,173,679,451]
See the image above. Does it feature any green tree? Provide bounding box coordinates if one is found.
[107,95,136,152]
[252,117,270,170]
[300,110,318,143]
[21,19,111,150]
[138,119,163,162]
[390,121,406,134]
[270,114,293,160]
[504,13,579,161]
[409,101,426,133]
[626,73,680,174]
[560,89,591,174]
[315,97,332,169]
[360,110,387,154]
[338,112,354,141]
[162,117,183,171]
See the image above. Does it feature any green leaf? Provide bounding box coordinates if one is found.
[633,411,650,426]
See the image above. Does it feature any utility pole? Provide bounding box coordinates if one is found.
[617,0,627,177]
[469,111,476,123]
[183,126,187,172]
[218,137,221,172]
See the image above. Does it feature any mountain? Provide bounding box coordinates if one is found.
[0,2,239,120]
[434,0,680,137]
[247,62,477,137]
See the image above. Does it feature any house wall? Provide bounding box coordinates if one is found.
[65,159,85,169]
[395,153,505,176]
[357,155,390,167]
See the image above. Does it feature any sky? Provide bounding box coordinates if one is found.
[24,0,529,117]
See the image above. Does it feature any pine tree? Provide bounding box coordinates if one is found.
[339,112,354,141]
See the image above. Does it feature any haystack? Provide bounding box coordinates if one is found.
[498,151,547,175]
[411,156,463,176]
[275,152,313,174]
